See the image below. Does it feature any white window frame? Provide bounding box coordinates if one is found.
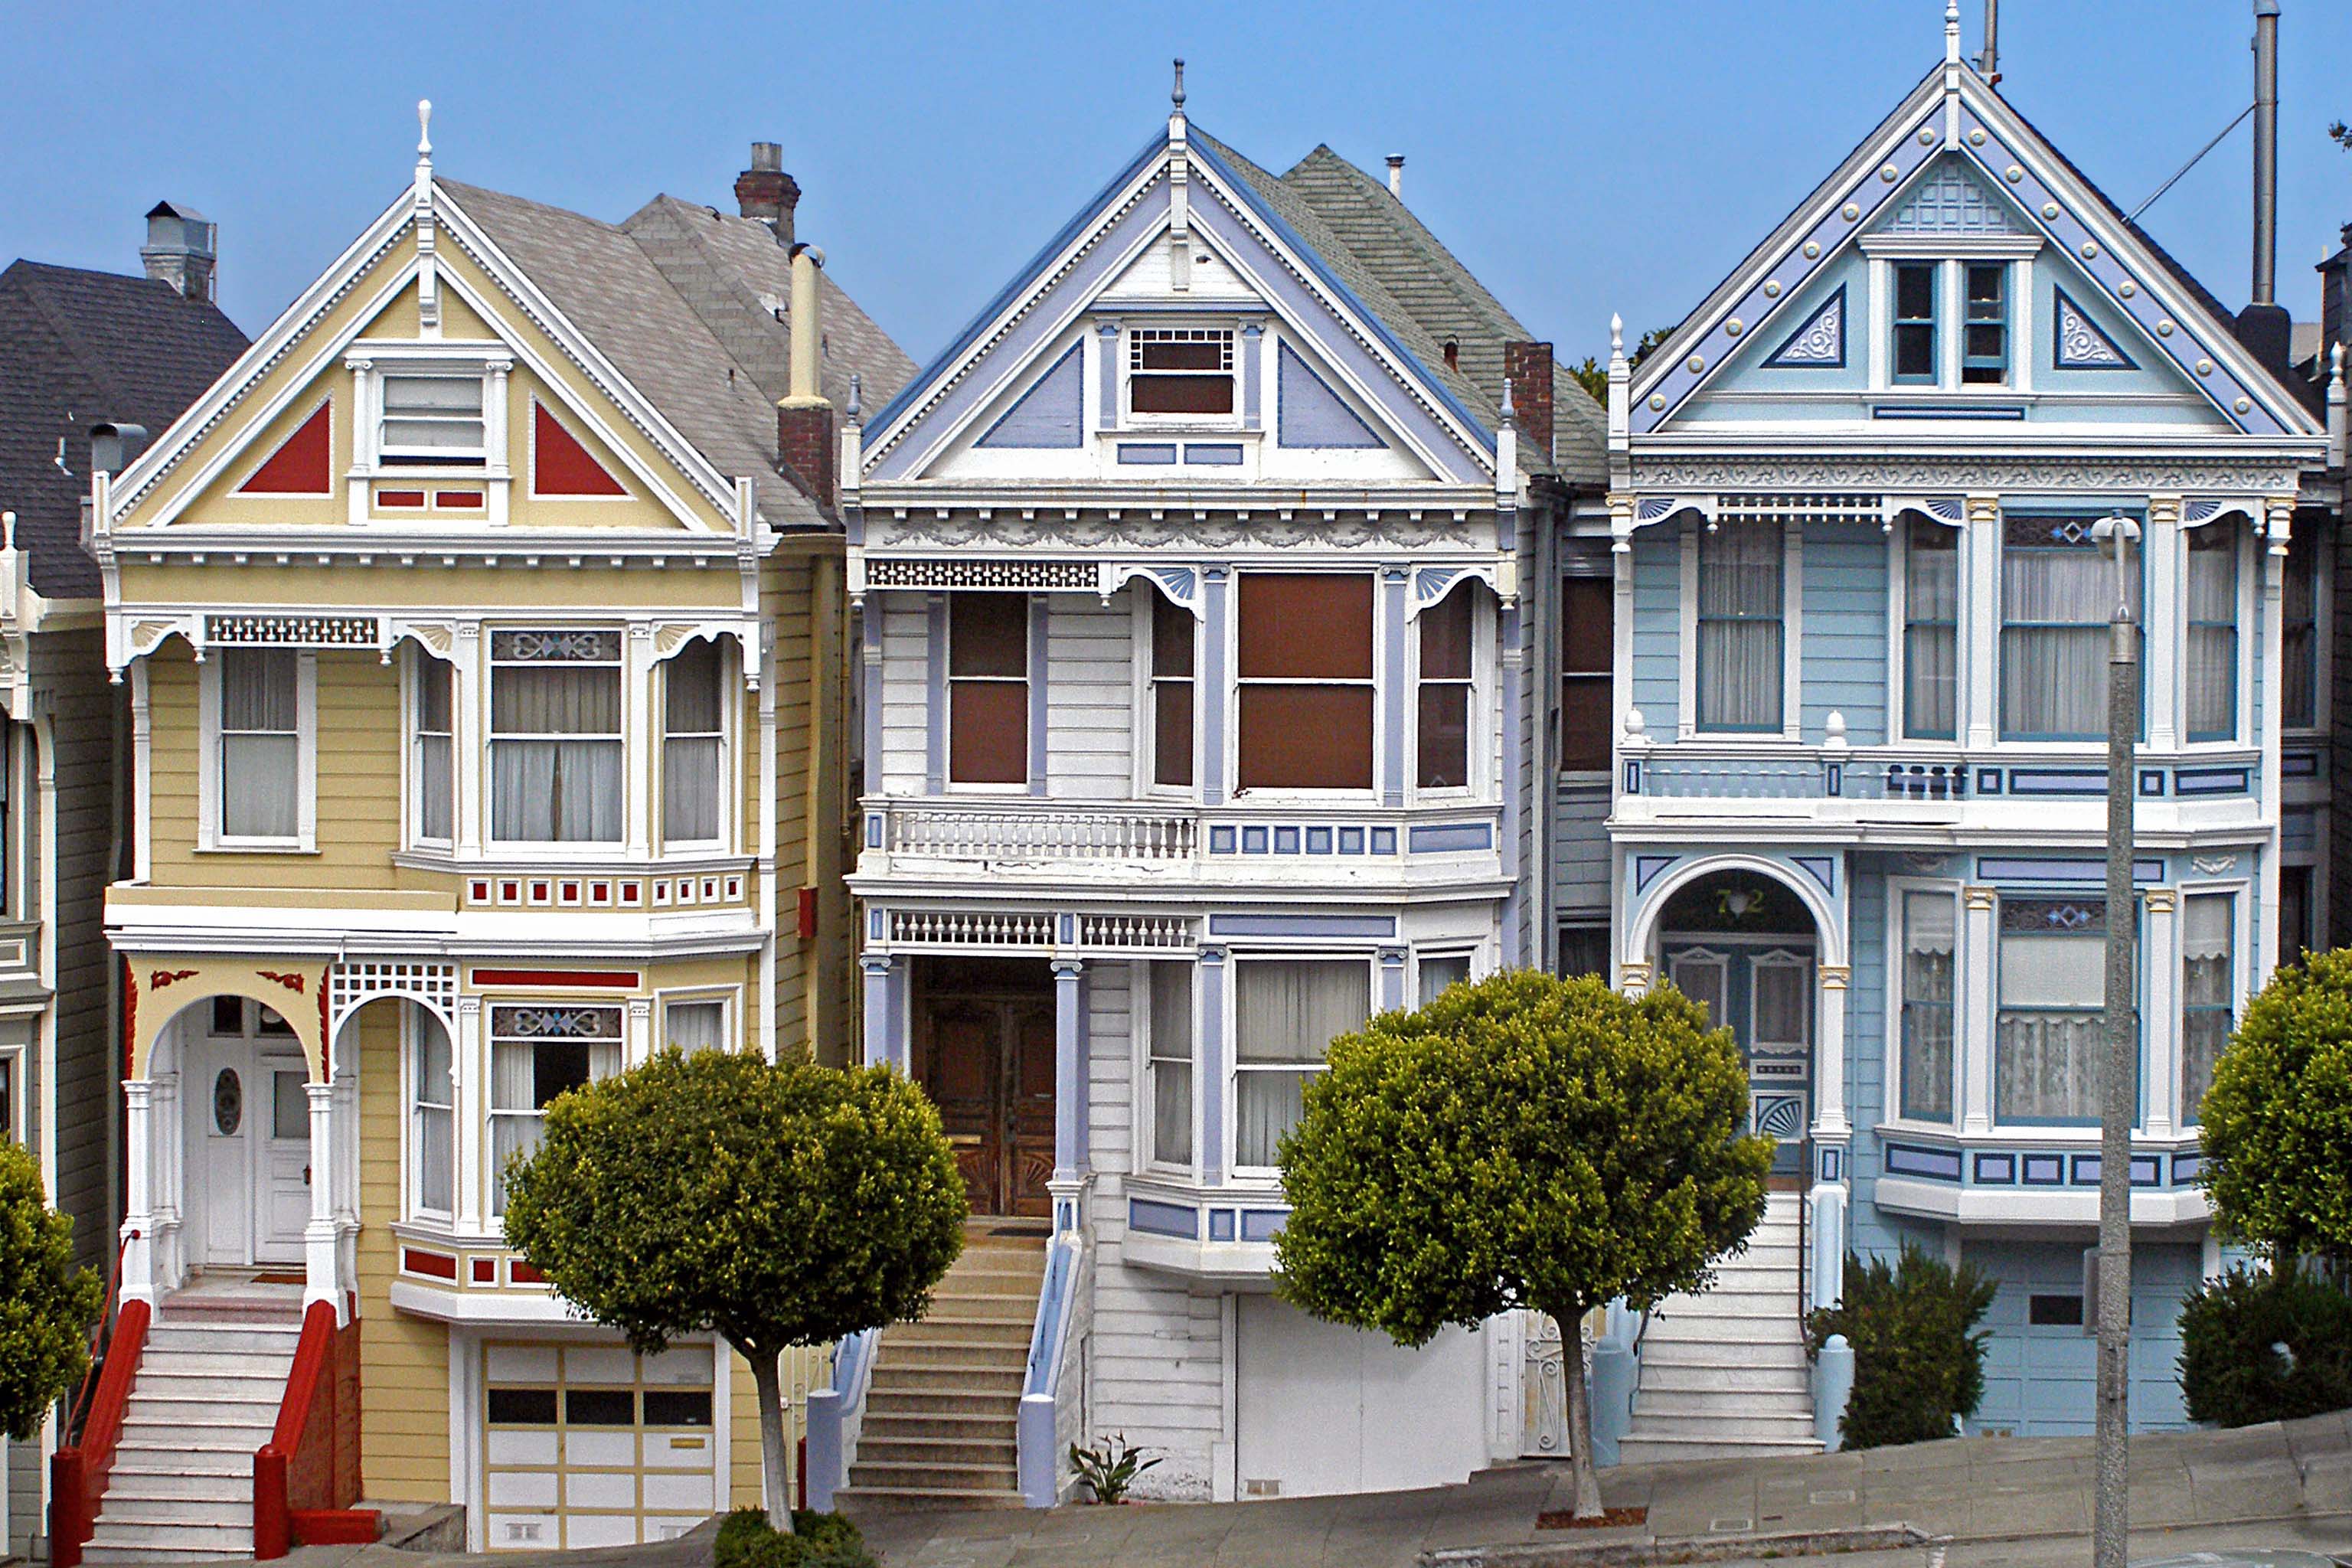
[1135,960,1197,1178]
[197,648,318,854]
[1860,242,2041,394]
[655,640,733,852]
[1677,518,1802,740]
[943,592,1032,796]
[486,627,628,849]
[487,1002,625,1217]
[1407,584,1490,802]
[403,1002,456,1224]
[1890,514,1965,745]
[1226,951,1377,1181]
[2178,516,2255,750]
[1132,590,1200,799]
[1227,570,1383,799]
[655,988,737,1057]
[1414,948,1477,1009]
[1122,326,1242,430]
[405,646,456,851]
[1880,878,1963,1133]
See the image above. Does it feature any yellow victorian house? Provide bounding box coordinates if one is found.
[63,112,912,1560]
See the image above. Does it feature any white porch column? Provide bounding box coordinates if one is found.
[1959,885,1998,1135]
[1051,958,1086,1185]
[305,1079,341,1318]
[119,1078,158,1307]
[1812,964,1851,1142]
[1197,947,1228,1184]
[455,622,484,856]
[1963,495,2001,750]
[627,996,653,1067]
[861,953,900,1070]
[2141,889,2180,1139]
[332,1056,361,1302]
[2145,497,2183,752]
[455,997,485,1235]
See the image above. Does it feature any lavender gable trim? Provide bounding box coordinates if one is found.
[975,342,1086,449]
[1380,567,1409,806]
[923,595,947,794]
[1027,596,1049,795]
[1201,569,1230,805]
[1276,341,1387,449]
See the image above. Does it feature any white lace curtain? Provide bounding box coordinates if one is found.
[2001,538,2135,739]
[2180,894,2233,1121]
[663,642,725,843]
[1905,521,1958,737]
[1697,522,1782,730]
[492,665,622,841]
[488,1037,622,1211]
[410,1007,454,1214]
[1148,962,1194,1168]
[1900,893,1956,1120]
[2184,524,2239,740]
[220,649,299,838]
[1995,929,2107,1120]
[1234,960,1369,1166]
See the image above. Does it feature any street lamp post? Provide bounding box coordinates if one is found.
[2089,513,2140,1568]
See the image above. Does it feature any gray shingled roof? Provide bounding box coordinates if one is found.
[439,179,913,530]
[0,260,249,596]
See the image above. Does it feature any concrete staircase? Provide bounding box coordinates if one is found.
[83,1279,302,1563]
[1619,1192,1822,1465]
[840,1222,1047,1508]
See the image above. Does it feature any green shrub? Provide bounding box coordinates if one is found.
[2197,946,2352,1265]
[2177,1263,2352,1427]
[1806,1246,1996,1449]
[713,1507,874,1568]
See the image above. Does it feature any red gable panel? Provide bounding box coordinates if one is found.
[532,403,627,496]
[237,401,333,494]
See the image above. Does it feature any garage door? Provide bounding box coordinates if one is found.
[1234,1296,1487,1499]
[482,1342,717,1550]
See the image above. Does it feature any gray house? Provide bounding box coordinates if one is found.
[0,205,247,1557]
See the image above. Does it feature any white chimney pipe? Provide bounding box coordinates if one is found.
[786,243,826,407]
[1387,155,1404,199]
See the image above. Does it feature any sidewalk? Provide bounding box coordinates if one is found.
[842,1408,2351,1568]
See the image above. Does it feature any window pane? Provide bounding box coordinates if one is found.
[949,681,1028,785]
[1753,963,1806,1046]
[1906,519,1958,738]
[2001,522,2137,739]
[1896,264,1936,320]
[2279,865,2312,968]
[1237,686,1373,790]
[1148,962,1193,1166]
[1560,676,1611,772]
[1901,892,1956,1120]
[1417,684,1468,789]
[664,737,721,840]
[1237,575,1373,681]
[1138,340,1227,371]
[2185,524,2237,740]
[663,1000,727,1054]
[2181,894,2232,1122]
[493,666,621,735]
[1151,594,1194,678]
[273,1072,308,1141]
[1236,962,1370,1066]
[2283,528,2318,727]
[1895,325,1936,380]
[414,655,452,732]
[1562,577,1612,675]
[416,734,452,841]
[492,739,622,841]
[222,734,300,839]
[1558,927,1609,981]
[1698,524,1782,730]
[949,595,1027,678]
[223,649,297,733]
[383,375,483,413]
[1419,590,1472,680]
[1419,954,1471,1006]
[1130,375,1234,414]
[665,641,725,732]
[1670,955,1726,1028]
[1153,678,1194,789]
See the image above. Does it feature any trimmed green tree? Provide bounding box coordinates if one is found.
[1805,1246,1996,1448]
[0,1138,105,1442]
[502,1049,967,1529]
[1276,969,1772,1518]
[2196,946,2352,1265]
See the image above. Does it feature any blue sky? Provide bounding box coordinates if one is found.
[7,2,2350,377]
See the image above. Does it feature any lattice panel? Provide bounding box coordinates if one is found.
[1716,493,1882,525]
[888,910,1056,949]
[866,558,1096,590]
[206,614,381,646]
[328,959,458,1030]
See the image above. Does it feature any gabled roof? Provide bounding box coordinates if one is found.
[0,260,247,596]
[1630,50,2323,444]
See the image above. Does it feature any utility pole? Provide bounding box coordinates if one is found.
[2091,514,2140,1568]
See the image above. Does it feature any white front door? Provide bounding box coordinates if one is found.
[185,1000,312,1268]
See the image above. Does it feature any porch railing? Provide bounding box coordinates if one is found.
[1017,1229,1084,1508]
[1628,751,1968,802]
[49,1292,145,1568]
[887,805,1197,861]
[253,1299,373,1560]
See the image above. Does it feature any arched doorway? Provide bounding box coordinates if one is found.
[1653,869,1820,1182]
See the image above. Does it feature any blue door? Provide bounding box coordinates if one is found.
[1664,939,1814,1177]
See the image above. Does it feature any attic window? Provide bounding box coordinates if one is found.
[1129,328,1235,416]
[380,374,486,465]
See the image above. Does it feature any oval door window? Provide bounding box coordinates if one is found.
[213,1068,243,1135]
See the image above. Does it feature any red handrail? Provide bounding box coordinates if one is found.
[64,1233,132,1437]
[50,1295,149,1568]
[254,1299,374,1560]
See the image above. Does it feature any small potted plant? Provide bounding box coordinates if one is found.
[1068,1432,1161,1504]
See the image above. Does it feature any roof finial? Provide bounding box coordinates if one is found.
[417,99,433,166]
[1499,374,1516,423]
[847,371,863,423]
[1610,313,1625,357]
[1945,0,1962,67]
[1171,57,1186,111]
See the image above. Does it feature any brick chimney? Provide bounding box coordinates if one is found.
[1503,340,1554,462]
[734,142,801,246]
[776,243,836,510]
[142,201,217,302]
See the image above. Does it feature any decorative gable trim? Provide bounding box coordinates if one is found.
[1883,158,2017,234]
[2051,286,2135,371]
[235,398,335,494]
[975,342,1085,449]
[1276,341,1387,448]
[1762,286,1845,369]
[530,398,629,496]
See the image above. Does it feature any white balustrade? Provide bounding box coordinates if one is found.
[886,805,1197,862]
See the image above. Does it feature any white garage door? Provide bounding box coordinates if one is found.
[1234,1296,1487,1499]
[482,1342,717,1550]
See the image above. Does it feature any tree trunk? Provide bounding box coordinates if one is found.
[1554,1305,1604,1520]
[748,1348,795,1533]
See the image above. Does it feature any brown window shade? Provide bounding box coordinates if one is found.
[1419,590,1472,680]
[1131,375,1235,415]
[949,681,1027,785]
[1560,678,1612,771]
[1152,595,1194,678]
[1138,340,1227,371]
[1417,686,1468,788]
[949,594,1027,678]
[1238,575,1373,680]
[1155,681,1194,787]
[1239,688,1373,790]
[1562,577,1612,675]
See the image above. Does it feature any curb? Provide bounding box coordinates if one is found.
[1422,1523,1931,1568]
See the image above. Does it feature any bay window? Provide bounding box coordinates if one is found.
[217,648,302,842]
[1417,588,1472,789]
[1996,897,2120,1124]
[1149,593,1194,789]
[1697,522,1782,731]
[1233,959,1370,1168]
[490,630,622,843]
[1903,518,1958,740]
[380,373,485,464]
[411,652,453,844]
[2180,894,2233,1123]
[1147,962,1193,1169]
[1899,891,1956,1121]
[1559,575,1612,771]
[1236,573,1374,791]
[662,640,725,843]
[409,1004,454,1217]
[947,593,1027,786]
[489,1004,622,1214]
[2001,517,2136,740]
[2184,522,2239,742]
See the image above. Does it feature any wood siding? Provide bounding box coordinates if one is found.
[1629,531,1679,730]
[1799,520,1890,745]
[355,1001,452,1501]
[1044,592,1135,800]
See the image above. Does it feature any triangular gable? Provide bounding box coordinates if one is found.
[1762,286,1846,369]
[531,400,629,495]
[1629,57,2321,441]
[863,123,1494,485]
[975,344,1083,449]
[235,399,333,493]
[2051,286,2135,371]
[1276,342,1386,448]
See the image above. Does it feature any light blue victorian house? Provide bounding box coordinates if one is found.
[1568,7,2332,1453]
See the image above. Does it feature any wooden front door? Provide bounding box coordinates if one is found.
[918,975,1056,1218]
